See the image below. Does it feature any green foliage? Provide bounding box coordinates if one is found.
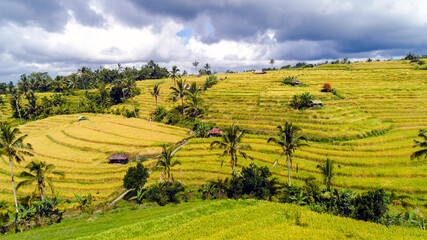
[2,193,65,234]
[289,92,315,109]
[142,181,186,206]
[353,188,390,223]
[74,194,93,214]
[193,121,215,138]
[411,129,427,160]
[229,163,274,199]
[123,163,149,190]
[302,178,322,204]
[198,178,230,200]
[281,76,299,85]
[203,75,219,90]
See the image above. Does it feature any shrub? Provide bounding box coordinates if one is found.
[198,178,230,200]
[302,178,322,204]
[353,188,389,223]
[203,75,219,90]
[193,121,215,138]
[321,83,332,92]
[123,163,150,190]
[289,92,314,109]
[143,181,186,206]
[229,163,273,199]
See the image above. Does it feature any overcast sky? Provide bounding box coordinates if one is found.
[1,0,427,82]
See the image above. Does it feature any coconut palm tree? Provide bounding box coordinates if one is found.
[316,158,335,191]
[267,121,308,186]
[270,58,275,68]
[17,160,64,200]
[184,83,204,117]
[0,124,33,212]
[156,144,181,183]
[170,66,180,87]
[411,129,427,160]
[0,96,5,124]
[170,78,187,113]
[149,84,161,108]
[122,77,138,118]
[192,60,199,74]
[210,124,253,175]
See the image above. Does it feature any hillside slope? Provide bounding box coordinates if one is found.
[4,199,426,240]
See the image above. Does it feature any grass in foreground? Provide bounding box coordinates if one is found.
[3,199,425,240]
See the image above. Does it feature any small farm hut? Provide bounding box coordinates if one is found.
[208,128,223,137]
[254,70,266,74]
[107,153,130,164]
[310,100,323,107]
[78,116,87,121]
[291,81,302,86]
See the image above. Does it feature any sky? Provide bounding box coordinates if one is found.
[1,0,427,82]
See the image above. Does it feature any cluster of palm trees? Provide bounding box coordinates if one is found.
[0,124,64,213]
[169,78,205,117]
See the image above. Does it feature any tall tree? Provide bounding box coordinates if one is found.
[204,63,211,75]
[170,66,180,87]
[170,78,187,113]
[122,77,138,118]
[0,124,33,212]
[184,83,204,117]
[17,160,64,200]
[210,124,253,175]
[77,67,92,90]
[411,129,427,160]
[9,88,23,124]
[149,84,161,109]
[316,158,335,191]
[0,96,5,124]
[192,60,199,74]
[267,122,308,186]
[156,144,181,183]
[270,58,275,69]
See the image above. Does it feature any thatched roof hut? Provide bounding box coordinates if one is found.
[208,128,223,137]
[310,100,323,107]
[254,70,266,74]
[107,153,130,164]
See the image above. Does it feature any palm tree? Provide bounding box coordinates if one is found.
[411,129,427,160]
[170,78,187,113]
[77,66,92,90]
[185,83,204,117]
[192,60,199,74]
[0,96,6,124]
[204,63,211,75]
[316,158,335,191]
[210,124,253,175]
[270,58,275,69]
[170,66,180,87]
[10,89,23,124]
[267,121,308,186]
[17,160,64,200]
[0,124,33,212]
[156,144,181,183]
[149,84,161,108]
[122,77,138,118]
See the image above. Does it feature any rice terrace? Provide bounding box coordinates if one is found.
[0,1,427,239]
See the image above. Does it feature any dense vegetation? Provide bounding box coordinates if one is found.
[0,59,426,237]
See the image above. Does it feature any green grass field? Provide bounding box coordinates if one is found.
[3,199,426,240]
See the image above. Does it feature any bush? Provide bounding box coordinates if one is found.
[193,121,215,138]
[282,76,298,85]
[289,92,314,109]
[321,83,332,92]
[123,163,149,190]
[198,178,230,200]
[143,181,186,206]
[353,188,389,223]
[302,178,322,204]
[229,163,274,199]
[203,75,219,90]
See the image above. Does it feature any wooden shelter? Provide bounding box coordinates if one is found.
[310,100,323,107]
[107,153,130,164]
[208,128,223,137]
[254,70,266,74]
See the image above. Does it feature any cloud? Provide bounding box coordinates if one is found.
[0,0,427,82]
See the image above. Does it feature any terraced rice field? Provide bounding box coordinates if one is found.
[132,60,427,212]
[0,114,189,201]
[0,60,426,213]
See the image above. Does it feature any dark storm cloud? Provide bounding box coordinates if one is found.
[0,0,104,31]
[115,0,427,57]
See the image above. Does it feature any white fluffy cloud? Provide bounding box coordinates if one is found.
[0,0,426,82]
